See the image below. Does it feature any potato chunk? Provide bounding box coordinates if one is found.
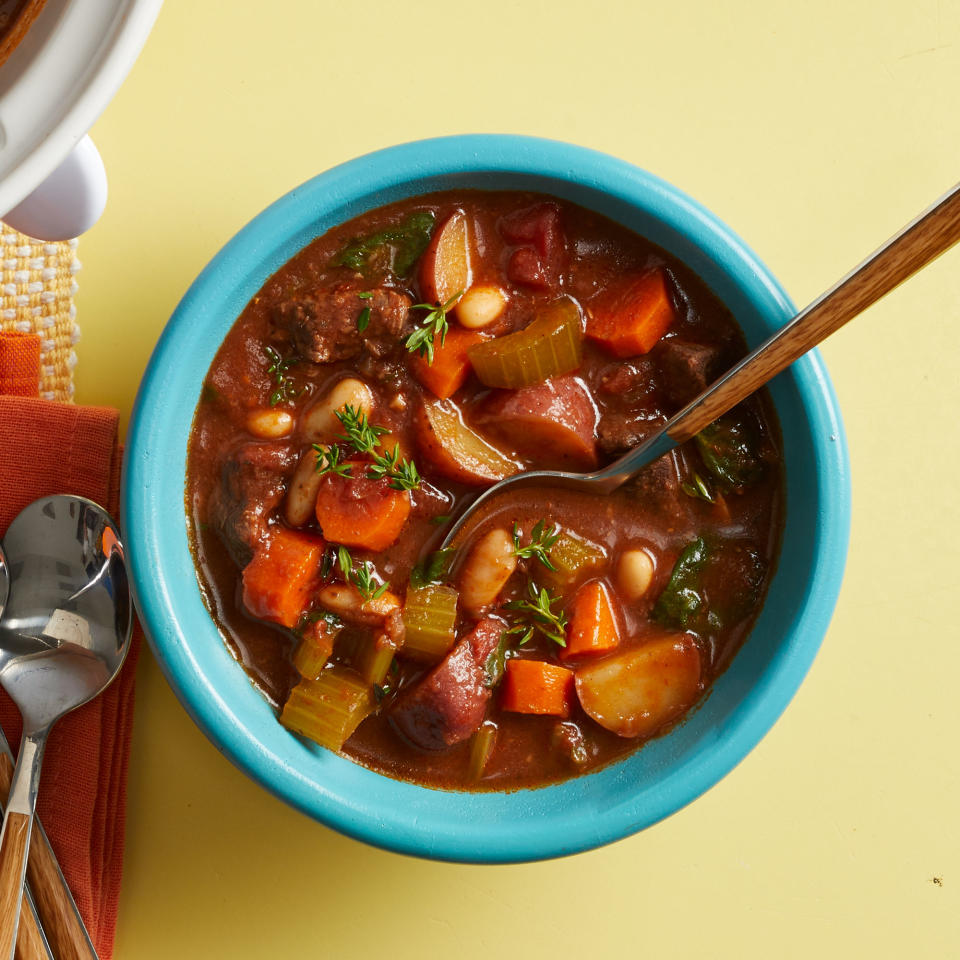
[575,635,701,738]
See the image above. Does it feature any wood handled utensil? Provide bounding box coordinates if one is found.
[442,181,960,546]
[0,497,131,960]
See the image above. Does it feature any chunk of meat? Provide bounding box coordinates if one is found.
[475,375,599,470]
[597,410,663,456]
[596,359,658,402]
[500,202,565,289]
[627,451,689,526]
[390,618,502,751]
[273,280,413,364]
[655,338,724,407]
[209,442,296,566]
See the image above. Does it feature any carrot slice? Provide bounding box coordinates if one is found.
[501,659,575,717]
[314,465,411,551]
[561,580,621,659]
[586,268,675,357]
[241,527,326,628]
[411,326,486,399]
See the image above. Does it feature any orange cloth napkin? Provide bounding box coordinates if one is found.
[0,340,140,959]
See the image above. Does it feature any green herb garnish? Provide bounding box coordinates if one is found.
[357,291,373,300]
[409,548,457,590]
[504,581,569,648]
[430,514,452,526]
[512,520,560,570]
[694,416,764,490]
[335,404,389,454]
[295,608,343,635]
[404,291,462,364]
[264,346,300,406]
[337,546,390,603]
[334,211,436,276]
[652,537,709,627]
[484,632,510,689]
[313,443,352,478]
[681,472,716,503]
[357,306,371,333]
[367,443,421,491]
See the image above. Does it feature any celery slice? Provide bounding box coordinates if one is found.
[467,298,582,388]
[539,530,606,588]
[280,665,373,751]
[402,584,459,661]
[356,633,396,686]
[292,619,339,680]
[468,721,498,781]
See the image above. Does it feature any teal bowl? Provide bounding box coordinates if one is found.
[123,135,850,862]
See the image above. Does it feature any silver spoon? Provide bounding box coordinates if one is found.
[442,181,960,548]
[0,496,131,960]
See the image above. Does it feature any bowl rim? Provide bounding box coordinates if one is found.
[123,134,850,863]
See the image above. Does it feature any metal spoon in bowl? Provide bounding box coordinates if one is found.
[0,496,132,960]
[442,181,960,547]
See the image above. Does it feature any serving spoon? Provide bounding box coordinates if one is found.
[442,181,960,547]
[0,496,132,960]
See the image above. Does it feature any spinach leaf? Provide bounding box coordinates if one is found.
[652,537,709,627]
[409,547,457,590]
[334,211,436,276]
[694,416,764,489]
[483,633,510,689]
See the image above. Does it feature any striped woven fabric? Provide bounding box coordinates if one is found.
[0,226,80,401]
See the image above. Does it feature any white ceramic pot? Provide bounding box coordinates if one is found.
[0,0,162,240]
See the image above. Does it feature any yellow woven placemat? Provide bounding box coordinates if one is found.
[0,226,80,402]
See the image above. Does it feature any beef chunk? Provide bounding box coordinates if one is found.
[209,442,295,566]
[500,203,566,289]
[597,411,664,456]
[595,360,664,455]
[655,339,724,407]
[596,359,658,402]
[273,280,413,364]
[390,619,501,751]
[627,451,689,527]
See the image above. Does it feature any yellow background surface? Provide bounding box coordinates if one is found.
[73,0,959,955]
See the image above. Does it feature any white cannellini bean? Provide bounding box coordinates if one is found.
[284,448,323,527]
[455,285,507,329]
[459,527,517,613]
[246,408,294,439]
[300,378,374,442]
[617,548,655,601]
[317,583,400,623]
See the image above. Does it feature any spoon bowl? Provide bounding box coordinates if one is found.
[0,495,131,957]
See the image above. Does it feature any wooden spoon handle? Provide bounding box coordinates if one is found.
[23,827,97,960]
[0,810,33,960]
[668,182,960,443]
[0,752,94,960]
[0,756,49,960]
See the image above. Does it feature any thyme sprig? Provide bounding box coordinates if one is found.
[335,404,389,454]
[504,581,569,648]
[511,520,560,571]
[337,546,390,603]
[368,444,421,491]
[264,346,300,406]
[404,291,463,364]
[313,444,352,478]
